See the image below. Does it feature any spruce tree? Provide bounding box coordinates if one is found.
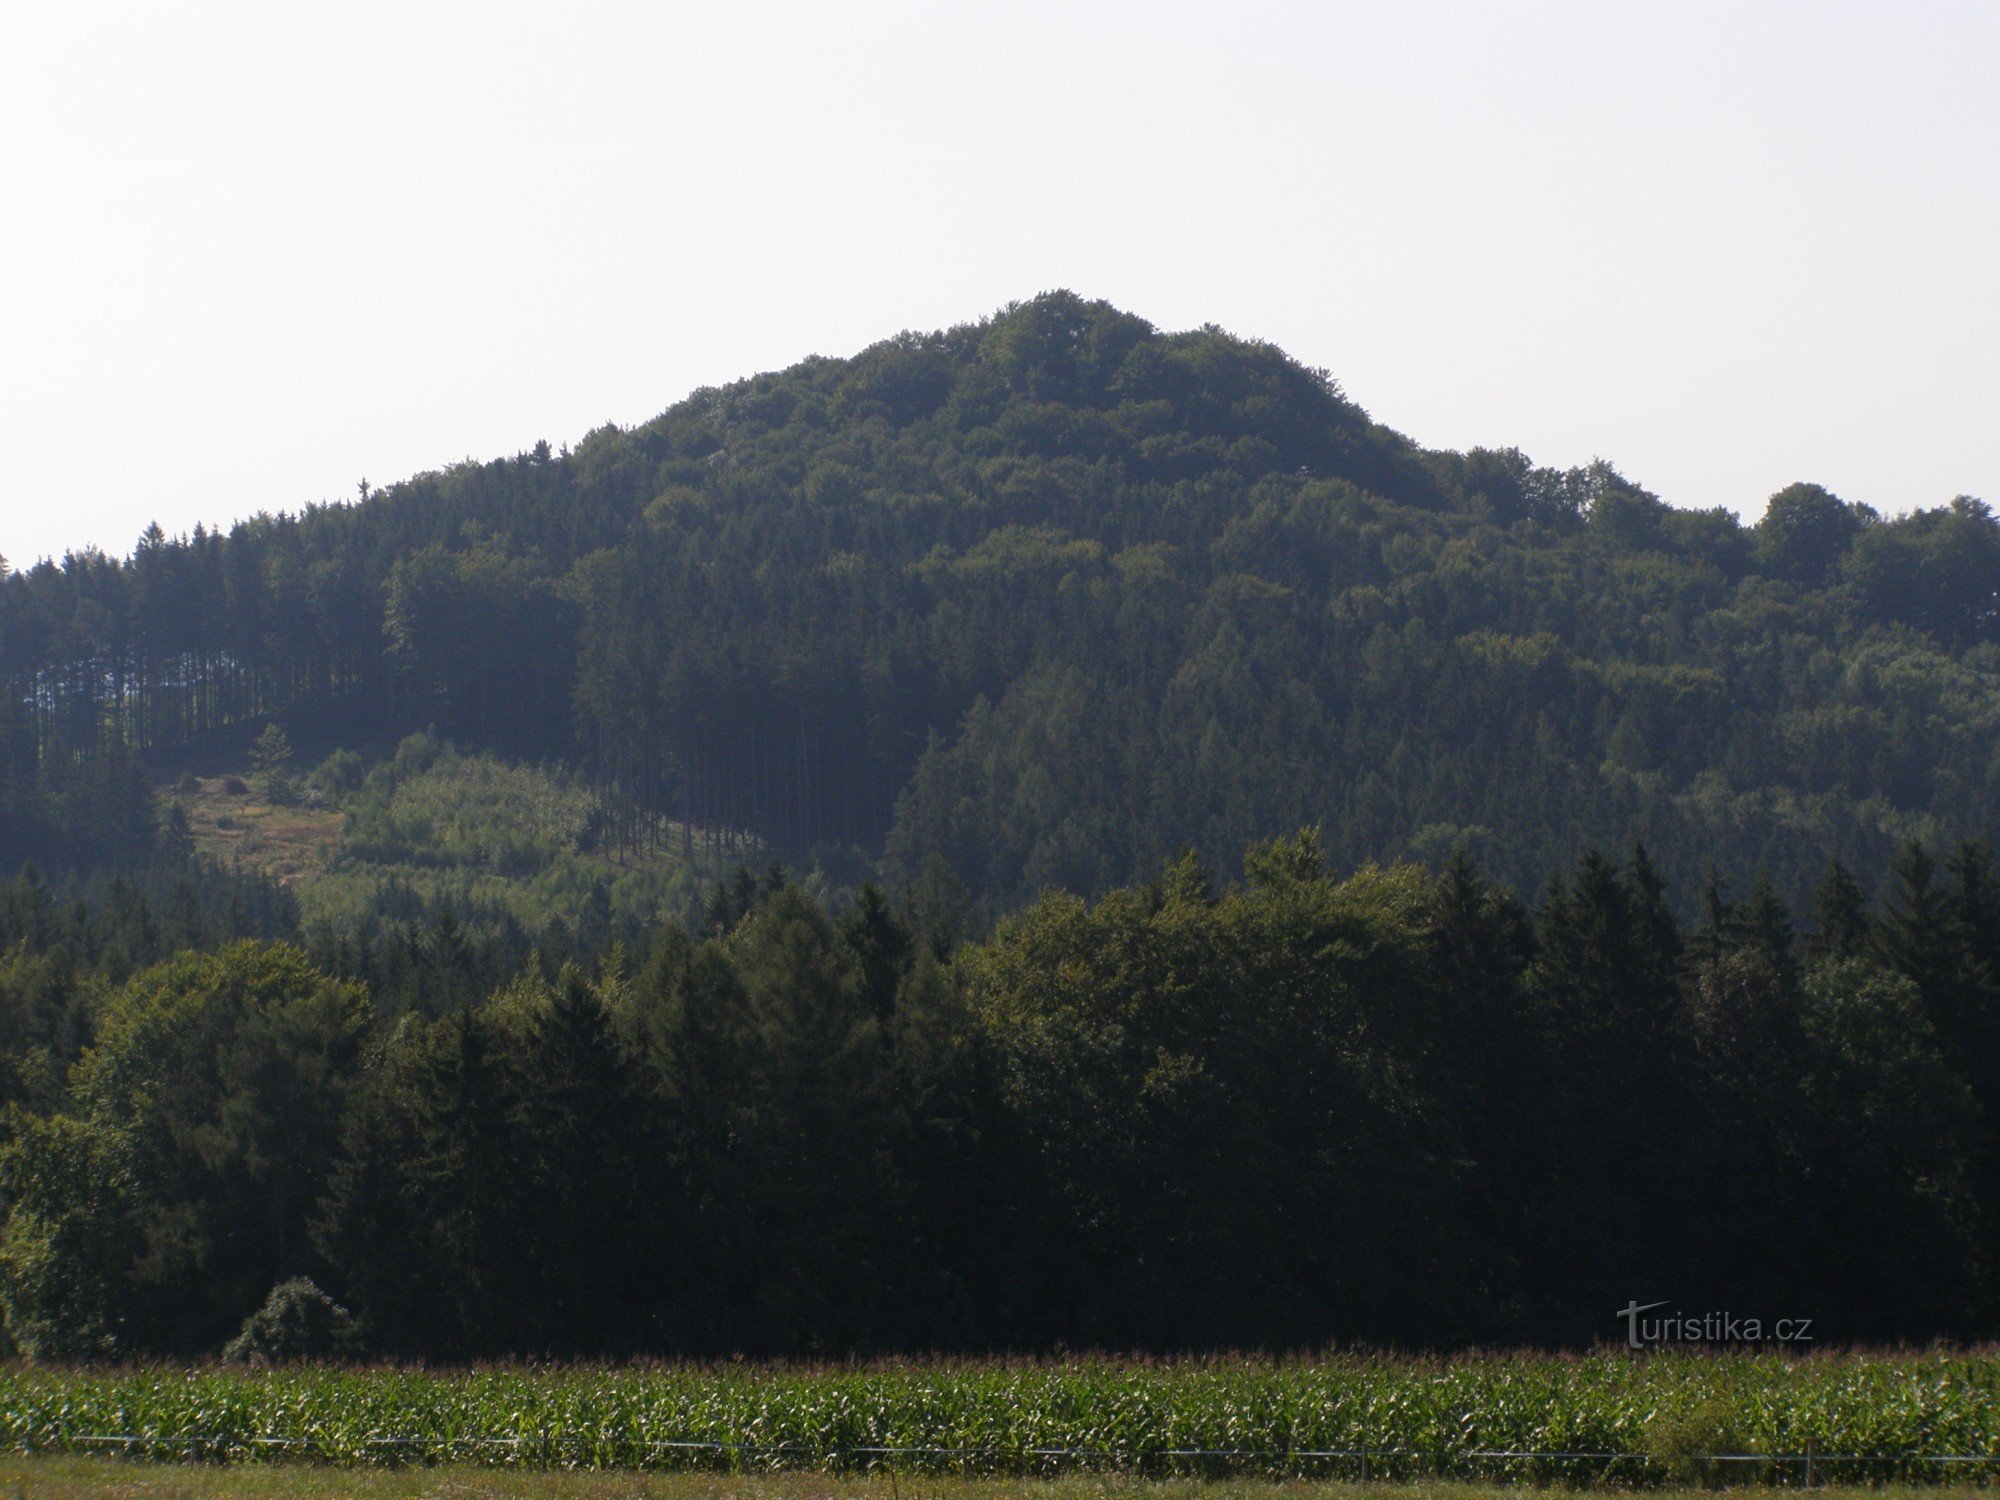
[1808,858,1871,961]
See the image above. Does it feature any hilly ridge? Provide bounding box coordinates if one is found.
[4,290,1997,912]
[5,294,2000,1358]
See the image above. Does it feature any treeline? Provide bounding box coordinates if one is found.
[3,835,1995,1358]
[7,293,2000,904]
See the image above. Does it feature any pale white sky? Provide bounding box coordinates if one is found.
[2,1,1995,567]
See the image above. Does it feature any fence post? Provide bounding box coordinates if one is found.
[1804,1440,1814,1490]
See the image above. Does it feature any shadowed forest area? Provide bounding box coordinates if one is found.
[7,293,1999,908]
[1,828,1997,1357]
[2,293,1999,1359]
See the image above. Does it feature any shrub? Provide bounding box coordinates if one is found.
[221,1278,362,1364]
[308,749,368,799]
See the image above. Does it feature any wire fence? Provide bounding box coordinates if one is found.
[13,1432,2000,1484]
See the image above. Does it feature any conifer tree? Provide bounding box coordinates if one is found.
[1808,858,1871,960]
[406,1005,523,1354]
[515,969,648,1350]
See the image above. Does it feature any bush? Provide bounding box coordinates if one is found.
[219,776,249,797]
[391,731,442,780]
[221,1278,362,1364]
[309,749,368,799]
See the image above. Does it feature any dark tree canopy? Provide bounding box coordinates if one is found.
[1,296,1997,1358]
[4,292,1996,910]
[0,840,1994,1357]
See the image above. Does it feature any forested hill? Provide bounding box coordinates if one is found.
[5,290,1998,908]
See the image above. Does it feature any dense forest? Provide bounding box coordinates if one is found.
[6,292,1999,908]
[0,836,1995,1356]
[2,291,1999,1356]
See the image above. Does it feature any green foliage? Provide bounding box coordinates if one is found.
[306,748,366,799]
[0,1112,137,1360]
[8,293,1998,912]
[5,835,2000,1357]
[337,736,602,876]
[964,845,1465,1344]
[250,724,296,804]
[1642,1394,1764,1486]
[0,1354,1997,1476]
[384,544,577,748]
[293,737,721,1003]
[221,1277,361,1364]
[7,295,2000,1359]
[0,704,159,875]
[1755,481,1871,586]
[7,943,370,1354]
[1795,958,1986,1324]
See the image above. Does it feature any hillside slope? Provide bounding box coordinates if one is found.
[5,291,1997,908]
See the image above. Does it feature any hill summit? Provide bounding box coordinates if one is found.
[4,291,1997,907]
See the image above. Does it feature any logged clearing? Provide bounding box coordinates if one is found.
[157,736,731,937]
[169,774,342,886]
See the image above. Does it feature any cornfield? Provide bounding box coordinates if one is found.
[1,1353,1996,1482]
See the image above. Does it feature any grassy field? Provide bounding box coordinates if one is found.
[3,1355,1998,1486]
[2,1464,1997,1500]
